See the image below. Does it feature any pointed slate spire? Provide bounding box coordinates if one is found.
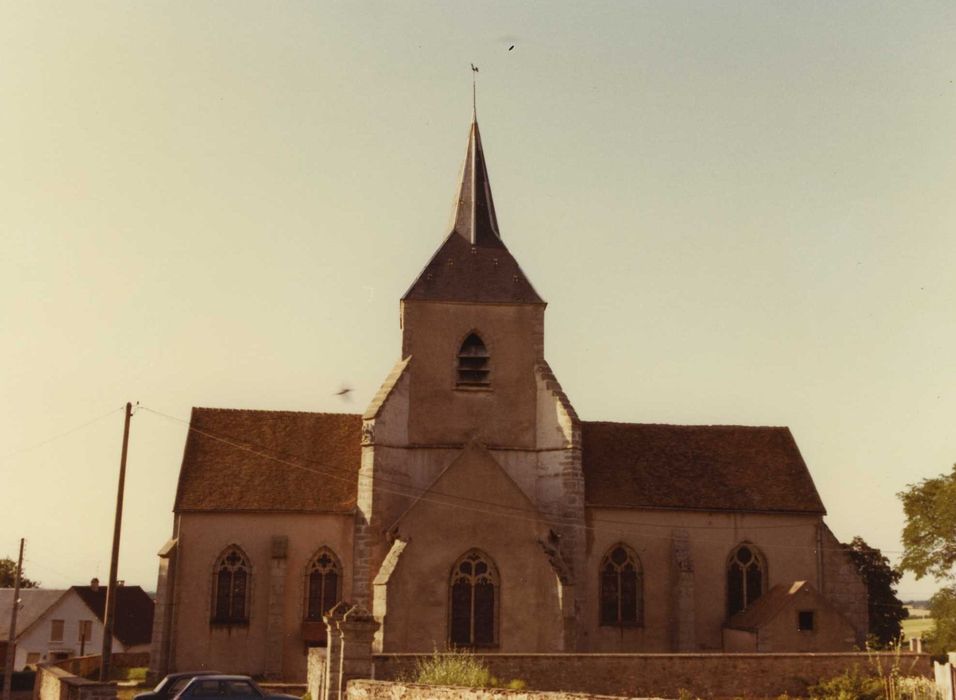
[402,117,544,305]
[452,119,501,247]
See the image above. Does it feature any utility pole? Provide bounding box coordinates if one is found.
[2,538,25,700]
[99,402,133,682]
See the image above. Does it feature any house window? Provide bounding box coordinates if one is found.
[727,543,766,617]
[306,548,342,620]
[798,610,815,632]
[449,550,498,647]
[212,545,251,624]
[599,544,643,626]
[25,653,41,667]
[50,619,64,642]
[456,334,490,387]
[78,619,93,642]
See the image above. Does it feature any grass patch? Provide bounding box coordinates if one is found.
[408,650,492,688]
[902,617,935,639]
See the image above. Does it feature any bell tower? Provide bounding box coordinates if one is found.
[400,118,546,447]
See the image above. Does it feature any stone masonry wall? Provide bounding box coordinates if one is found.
[348,679,650,700]
[373,653,932,699]
[34,663,116,700]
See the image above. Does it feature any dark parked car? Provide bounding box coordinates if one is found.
[135,671,224,700]
[172,675,300,700]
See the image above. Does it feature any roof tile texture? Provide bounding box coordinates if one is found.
[402,231,544,305]
[581,422,825,514]
[174,408,362,513]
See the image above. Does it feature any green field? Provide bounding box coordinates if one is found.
[902,616,935,639]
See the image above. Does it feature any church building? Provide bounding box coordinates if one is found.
[148,116,867,682]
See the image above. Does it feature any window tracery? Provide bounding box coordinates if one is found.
[213,546,250,624]
[727,543,766,617]
[306,548,342,620]
[449,550,498,647]
[599,544,643,626]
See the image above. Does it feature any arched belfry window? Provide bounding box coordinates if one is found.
[449,550,498,647]
[212,545,250,624]
[456,333,490,387]
[599,544,643,626]
[727,543,766,617]
[306,548,342,620]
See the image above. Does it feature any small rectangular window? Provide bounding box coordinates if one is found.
[50,619,64,642]
[26,653,41,666]
[78,619,93,641]
[798,610,815,631]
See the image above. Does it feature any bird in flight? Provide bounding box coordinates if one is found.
[509,45,515,51]
[471,63,479,73]
[334,385,353,400]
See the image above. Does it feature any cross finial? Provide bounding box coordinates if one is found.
[470,63,479,121]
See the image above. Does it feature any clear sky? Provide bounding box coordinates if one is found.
[1,2,954,601]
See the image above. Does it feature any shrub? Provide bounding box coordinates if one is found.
[410,650,492,688]
[809,664,938,700]
[809,666,883,700]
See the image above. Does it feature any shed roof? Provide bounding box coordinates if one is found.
[174,408,362,513]
[581,422,826,514]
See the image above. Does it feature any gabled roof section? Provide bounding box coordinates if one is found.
[174,408,362,513]
[71,585,155,647]
[582,423,826,514]
[403,120,544,305]
[725,581,847,632]
[0,589,67,641]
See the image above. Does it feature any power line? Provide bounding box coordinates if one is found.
[0,405,125,465]
[140,405,907,556]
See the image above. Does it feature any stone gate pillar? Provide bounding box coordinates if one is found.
[339,604,380,692]
[318,602,380,700]
[321,602,349,700]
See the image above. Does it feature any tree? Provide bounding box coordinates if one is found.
[844,536,908,647]
[0,557,40,588]
[899,465,956,580]
[899,465,956,654]
[925,586,956,656]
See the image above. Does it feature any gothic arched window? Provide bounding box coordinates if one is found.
[456,334,490,387]
[727,543,766,617]
[599,544,643,626]
[305,548,342,620]
[449,550,498,647]
[212,545,250,624]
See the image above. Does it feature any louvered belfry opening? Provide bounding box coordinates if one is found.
[457,333,490,387]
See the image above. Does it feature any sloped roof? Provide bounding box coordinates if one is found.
[0,589,66,641]
[403,231,543,304]
[403,120,544,305]
[582,422,825,514]
[174,408,362,513]
[71,585,154,647]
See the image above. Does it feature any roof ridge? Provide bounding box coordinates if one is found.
[193,407,362,419]
[582,420,790,430]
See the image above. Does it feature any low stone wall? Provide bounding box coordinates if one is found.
[53,653,151,679]
[372,652,933,699]
[34,663,116,700]
[348,679,654,700]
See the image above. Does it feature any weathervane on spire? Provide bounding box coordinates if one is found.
[470,63,479,120]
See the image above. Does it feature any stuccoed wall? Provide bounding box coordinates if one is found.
[583,509,829,652]
[170,511,354,681]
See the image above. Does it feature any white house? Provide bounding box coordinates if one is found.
[0,581,154,670]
